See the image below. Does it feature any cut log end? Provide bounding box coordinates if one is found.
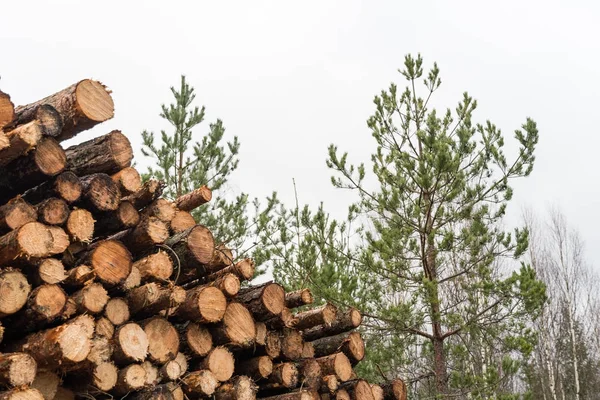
[0,269,31,317]
[204,346,235,382]
[181,370,219,397]
[185,323,213,358]
[35,138,66,176]
[76,80,115,123]
[37,258,67,284]
[36,198,69,226]
[133,250,173,282]
[90,240,132,285]
[105,297,130,325]
[0,353,37,387]
[216,302,256,348]
[114,323,149,364]
[170,210,196,234]
[143,318,180,364]
[65,209,94,243]
[31,370,60,400]
[111,167,142,194]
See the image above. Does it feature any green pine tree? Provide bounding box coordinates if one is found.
[257,54,547,398]
[141,75,257,260]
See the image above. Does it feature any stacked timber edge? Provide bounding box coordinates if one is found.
[0,79,407,400]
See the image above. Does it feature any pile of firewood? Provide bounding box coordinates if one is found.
[0,81,407,400]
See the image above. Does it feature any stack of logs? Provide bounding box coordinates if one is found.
[0,81,407,400]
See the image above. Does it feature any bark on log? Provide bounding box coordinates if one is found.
[132,250,173,282]
[64,208,94,243]
[94,200,139,237]
[236,356,273,380]
[210,302,256,349]
[214,376,258,400]
[68,361,118,393]
[0,388,44,400]
[182,323,213,358]
[0,222,53,266]
[65,130,132,176]
[71,282,109,314]
[79,173,121,212]
[113,363,146,395]
[285,289,314,309]
[108,216,169,254]
[14,314,94,370]
[140,198,176,224]
[264,331,282,359]
[237,282,285,321]
[104,297,130,326]
[259,390,319,400]
[34,197,69,226]
[165,225,215,282]
[174,186,212,211]
[111,167,142,195]
[380,379,407,400]
[339,380,375,400]
[54,387,75,400]
[4,104,63,138]
[127,283,186,319]
[298,359,322,390]
[170,210,196,234]
[0,121,42,168]
[0,197,36,234]
[74,239,132,286]
[123,179,164,210]
[310,332,365,364]
[142,317,180,364]
[0,353,37,387]
[280,328,304,361]
[181,370,219,398]
[314,353,352,382]
[95,317,115,339]
[0,268,31,317]
[301,309,362,342]
[267,363,298,388]
[112,323,149,364]
[173,285,226,323]
[31,370,59,400]
[21,171,82,205]
[14,79,114,143]
[0,138,66,202]
[129,383,180,400]
[0,91,14,129]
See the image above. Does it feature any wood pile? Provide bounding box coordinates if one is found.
[0,81,407,400]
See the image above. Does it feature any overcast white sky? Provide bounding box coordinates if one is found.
[2,0,599,268]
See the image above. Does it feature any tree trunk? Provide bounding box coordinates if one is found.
[160,352,187,382]
[236,282,285,321]
[380,379,407,400]
[35,197,69,226]
[63,264,95,289]
[301,309,362,341]
[181,370,219,398]
[0,196,36,234]
[321,375,339,394]
[94,200,140,236]
[0,353,37,387]
[0,388,44,400]
[255,322,267,346]
[280,328,304,361]
[111,166,142,195]
[112,323,149,364]
[203,258,255,283]
[142,317,180,364]
[174,185,212,211]
[129,383,181,400]
[285,289,314,309]
[298,359,322,390]
[123,179,164,210]
[0,268,31,317]
[128,282,186,319]
[0,222,53,266]
[68,362,118,393]
[0,121,42,167]
[170,210,196,234]
[25,258,66,286]
[13,79,114,143]
[22,171,82,205]
[310,332,365,364]
[141,360,160,386]
[47,226,69,255]
[79,173,121,212]
[210,302,256,348]
[64,208,94,243]
[259,390,319,400]
[267,362,298,388]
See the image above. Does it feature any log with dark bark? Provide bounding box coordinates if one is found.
[0,121,42,168]
[129,383,180,400]
[380,379,407,400]
[0,388,44,400]
[165,224,215,282]
[54,387,75,400]
[65,130,132,176]
[113,363,146,395]
[35,197,69,226]
[0,137,66,201]
[112,323,149,364]
[258,390,319,400]
[0,197,36,234]
[181,370,219,398]
[314,353,352,382]
[285,289,314,309]
[0,91,14,129]
[263,331,282,359]
[170,210,196,234]
[128,283,186,319]
[12,315,94,370]
[280,328,304,361]
[64,208,94,243]
[310,332,365,364]
[141,198,176,224]
[133,250,173,282]
[301,308,362,342]
[22,171,82,205]
[79,173,121,212]
[123,179,164,210]
[236,282,285,321]
[210,302,256,349]
[0,222,53,266]
[0,352,37,387]
[174,185,212,211]
[236,356,273,380]
[173,285,227,323]
[104,297,130,326]
[4,104,63,138]
[71,239,132,286]
[208,273,240,297]
[109,216,169,254]
[215,376,258,400]
[111,166,142,195]
[71,282,109,314]
[0,269,31,317]
[298,359,322,390]
[68,361,118,393]
[141,317,180,364]
[183,323,213,358]
[302,341,315,359]
[13,79,114,143]
[94,200,140,236]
